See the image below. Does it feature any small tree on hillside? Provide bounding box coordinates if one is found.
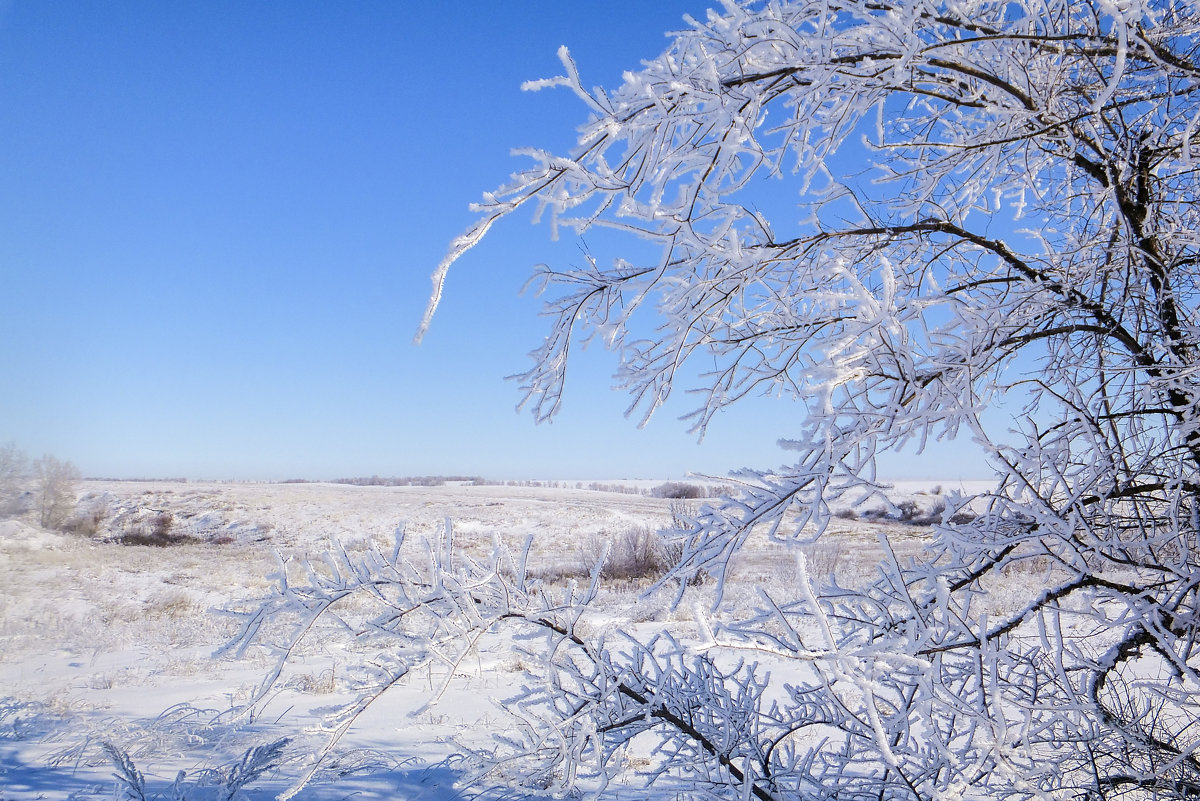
[239,1,1200,799]
[34,454,79,530]
[0,441,29,516]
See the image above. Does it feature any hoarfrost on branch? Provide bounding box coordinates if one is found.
[261,1,1200,798]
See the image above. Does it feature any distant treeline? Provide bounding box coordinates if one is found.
[86,476,190,483]
[277,477,729,498]
[289,475,490,487]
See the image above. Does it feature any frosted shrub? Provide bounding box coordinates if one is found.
[61,505,107,537]
[651,481,706,500]
[33,454,79,530]
[579,526,679,582]
[798,540,843,581]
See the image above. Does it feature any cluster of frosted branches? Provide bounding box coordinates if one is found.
[417,0,1200,798]
[104,738,289,801]
[218,524,602,798]
[227,521,1200,799]
[223,524,790,798]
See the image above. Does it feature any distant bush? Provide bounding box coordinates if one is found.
[801,541,845,579]
[151,511,173,538]
[577,526,703,585]
[115,530,197,547]
[61,505,107,537]
[114,511,199,546]
[605,527,669,580]
[651,482,706,499]
[854,496,950,526]
[668,498,699,529]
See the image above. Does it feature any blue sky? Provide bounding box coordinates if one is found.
[0,1,984,481]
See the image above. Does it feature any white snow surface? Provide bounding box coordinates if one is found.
[0,479,983,800]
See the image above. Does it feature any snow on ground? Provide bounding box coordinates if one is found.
[0,479,982,800]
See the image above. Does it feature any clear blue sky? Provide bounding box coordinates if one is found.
[0,1,984,481]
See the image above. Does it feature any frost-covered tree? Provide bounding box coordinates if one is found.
[0,441,29,516]
[241,1,1200,799]
[33,454,79,530]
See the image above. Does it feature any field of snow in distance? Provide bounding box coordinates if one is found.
[0,477,1005,799]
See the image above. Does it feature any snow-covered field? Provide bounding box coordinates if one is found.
[0,478,993,800]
